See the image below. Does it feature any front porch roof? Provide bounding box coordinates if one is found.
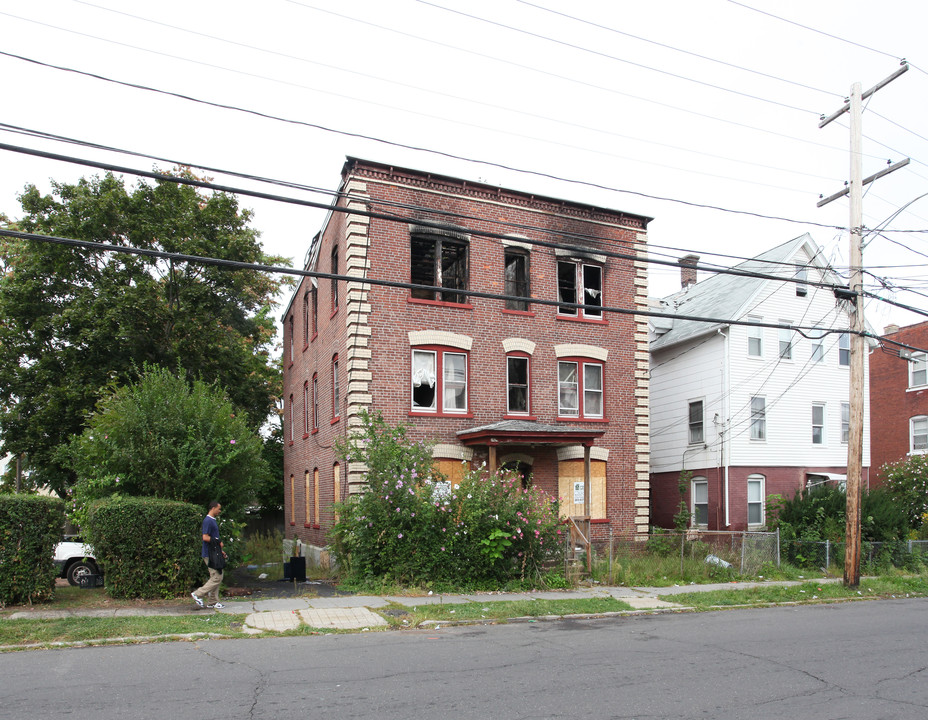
[456,420,604,447]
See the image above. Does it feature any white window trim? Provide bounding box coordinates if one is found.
[747,316,763,358]
[911,416,928,455]
[750,396,766,441]
[909,352,927,389]
[747,474,765,528]
[506,354,531,416]
[778,322,793,361]
[840,402,849,445]
[812,403,826,446]
[688,399,704,445]
[692,478,708,528]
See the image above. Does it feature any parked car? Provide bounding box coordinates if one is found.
[54,536,102,586]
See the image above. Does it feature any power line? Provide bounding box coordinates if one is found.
[0,50,848,231]
[415,0,820,115]
[512,0,843,99]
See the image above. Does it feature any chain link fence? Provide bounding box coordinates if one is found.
[784,539,928,572]
[599,530,781,576]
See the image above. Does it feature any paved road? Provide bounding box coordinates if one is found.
[3,598,927,720]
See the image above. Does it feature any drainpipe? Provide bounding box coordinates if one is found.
[717,328,730,528]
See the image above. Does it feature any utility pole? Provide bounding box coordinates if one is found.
[818,64,908,587]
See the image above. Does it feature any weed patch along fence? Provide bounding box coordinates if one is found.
[596,530,781,577]
[784,539,928,573]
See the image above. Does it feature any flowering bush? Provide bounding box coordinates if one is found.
[330,412,564,586]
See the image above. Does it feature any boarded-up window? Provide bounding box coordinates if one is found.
[557,459,606,520]
[433,458,468,491]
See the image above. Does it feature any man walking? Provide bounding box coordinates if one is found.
[192,501,226,609]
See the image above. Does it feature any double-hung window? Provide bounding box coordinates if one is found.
[692,478,708,527]
[410,232,469,304]
[911,416,928,454]
[910,352,927,388]
[411,348,469,414]
[303,381,310,436]
[311,373,318,432]
[311,285,318,340]
[812,403,825,445]
[558,360,604,419]
[747,475,765,526]
[750,396,766,440]
[331,245,339,314]
[688,400,704,444]
[811,334,824,363]
[841,402,849,444]
[795,267,808,297]
[779,322,793,360]
[747,316,763,357]
[331,355,339,423]
[504,249,530,311]
[302,292,309,348]
[838,333,850,366]
[506,355,530,415]
[557,260,602,319]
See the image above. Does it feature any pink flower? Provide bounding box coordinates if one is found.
[397,533,403,539]
[230,439,236,444]
[441,546,445,551]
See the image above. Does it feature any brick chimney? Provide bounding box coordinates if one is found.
[679,254,699,289]
[884,323,899,335]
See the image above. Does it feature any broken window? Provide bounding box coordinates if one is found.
[331,246,339,312]
[504,249,530,311]
[411,348,468,414]
[411,233,468,304]
[507,355,529,414]
[557,260,602,318]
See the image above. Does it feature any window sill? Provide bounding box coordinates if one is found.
[330,417,340,425]
[287,361,294,369]
[303,523,313,529]
[311,333,318,343]
[408,411,474,419]
[556,314,606,325]
[504,414,537,421]
[330,308,339,319]
[502,309,535,317]
[288,441,294,447]
[906,385,927,393]
[289,522,296,526]
[311,428,319,435]
[302,433,310,440]
[302,343,309,353]
[407,297,473,310]
[556,416,609,423]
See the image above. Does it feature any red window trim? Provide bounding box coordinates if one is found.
[505,352,532,417]
[410,345,471,417]
[556,358,607,421]
[407,296,474,310]
[502,309,536,317]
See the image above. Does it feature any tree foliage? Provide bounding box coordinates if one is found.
[0,171,290,495]
[69,364,269,522]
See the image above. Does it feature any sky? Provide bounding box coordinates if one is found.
[1,0,926,337]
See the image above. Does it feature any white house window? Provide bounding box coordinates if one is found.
[411,348,468,414]
[812,403,825,445]
[747,316,763,357]
[692,478,708,527]
[557,261,602,318]
[841,402,849,444]
[688,400,704,444]
[838,333,850,366]
[557,360,604,419]
[507,355,530,415]
[779,323,793,360]
[911,416,928,454]
[811,335,824,363]
[910,352,927,388]
[750,396,766,440]
[795,267,808,297]
[747,475,765,526]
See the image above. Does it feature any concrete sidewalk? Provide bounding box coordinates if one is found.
[7,578,843,632]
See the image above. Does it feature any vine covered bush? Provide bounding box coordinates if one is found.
[0,494,64,606]
[330,412,565,587]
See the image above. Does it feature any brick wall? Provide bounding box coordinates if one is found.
[870,321,928,483]
[283,159,651,548]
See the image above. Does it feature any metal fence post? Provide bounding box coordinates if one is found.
[776,528,780,568]
[825,539,830,570]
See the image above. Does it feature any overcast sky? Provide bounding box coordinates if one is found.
[1,0,926,335]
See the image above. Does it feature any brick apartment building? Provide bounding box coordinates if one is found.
[281,158,652,556]
[870,321,928,483]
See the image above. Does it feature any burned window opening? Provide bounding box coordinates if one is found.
[411,234,468,304]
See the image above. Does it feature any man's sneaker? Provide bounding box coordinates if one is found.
[207,602,225,609]
[191,592,204,608]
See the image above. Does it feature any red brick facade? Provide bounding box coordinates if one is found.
[281,159,652,551]
[870,321,928,483]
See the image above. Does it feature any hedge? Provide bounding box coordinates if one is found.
[84,496,204,599]
[0,494,65,606]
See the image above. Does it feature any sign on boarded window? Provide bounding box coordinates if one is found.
[558,460,606,519]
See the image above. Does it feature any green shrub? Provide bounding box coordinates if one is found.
[84,496,203,599]
[330,411,565,587]
[0,494,64,606]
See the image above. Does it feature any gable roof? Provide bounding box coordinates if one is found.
[650,234,822,352]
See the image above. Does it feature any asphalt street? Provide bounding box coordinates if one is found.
[2,597,927,720]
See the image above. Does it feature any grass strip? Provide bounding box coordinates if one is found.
[380,597,634,627]
[662,576,928,610]
[0,613,249,648]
